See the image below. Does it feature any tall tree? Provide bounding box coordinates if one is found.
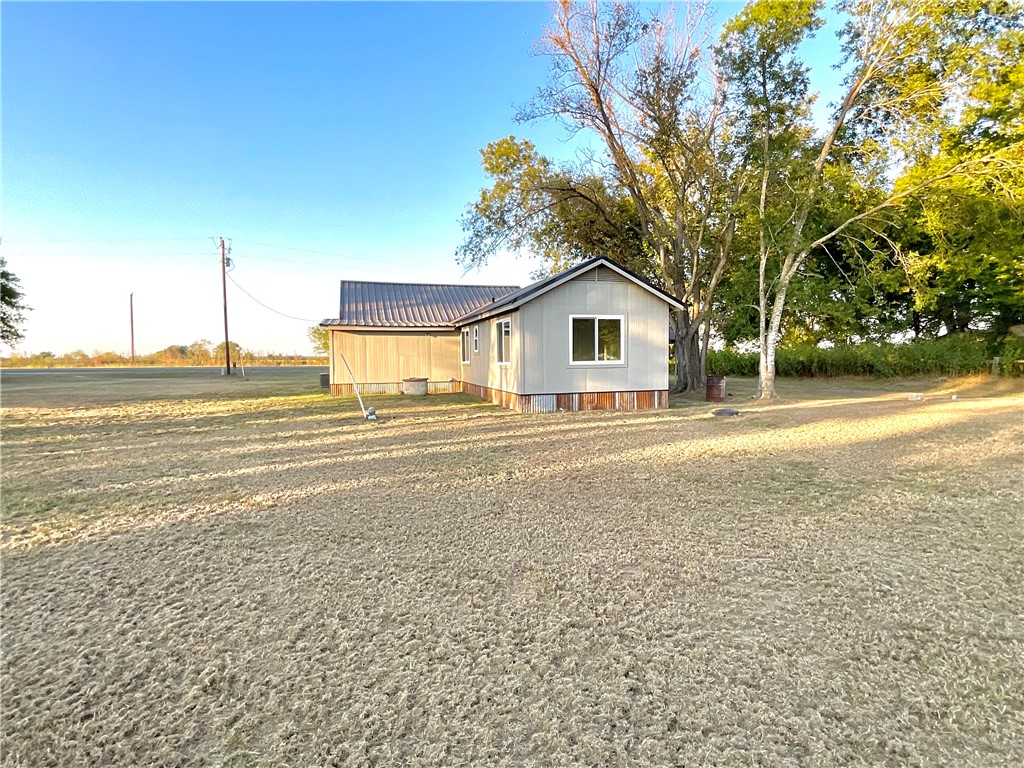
[308,325,330,355]
[719,0,1023,399]
[1,256,30,347]
[895,20,1024,338]
[896,173,1024,338]
[459,137,649,278]
[461,0,745,392]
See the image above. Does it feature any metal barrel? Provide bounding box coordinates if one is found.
[706,375,726,402]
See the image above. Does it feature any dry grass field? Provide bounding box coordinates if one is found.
[2,368,1022,767]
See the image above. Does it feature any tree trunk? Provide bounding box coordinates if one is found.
[672,311,705,392]
[755,273,792,400]
[756,336,778,399]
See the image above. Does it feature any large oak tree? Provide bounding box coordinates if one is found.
[460,0,742,392]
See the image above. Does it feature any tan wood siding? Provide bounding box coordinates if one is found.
[329,330,460,388]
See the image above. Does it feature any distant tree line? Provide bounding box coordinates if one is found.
[2,339,328,369]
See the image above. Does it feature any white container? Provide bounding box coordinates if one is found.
[402,377,428,396]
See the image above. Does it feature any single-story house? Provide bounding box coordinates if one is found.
[320,256,685,412]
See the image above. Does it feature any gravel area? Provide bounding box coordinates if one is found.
[2,379,1022,766]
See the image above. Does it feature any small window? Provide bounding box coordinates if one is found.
[571,315,622,364]
[472,325,479,354]
[460,328,471,364]
[496,318,511,365]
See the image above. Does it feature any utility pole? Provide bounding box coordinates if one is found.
[129,293,136,365]
[220,237,232,375]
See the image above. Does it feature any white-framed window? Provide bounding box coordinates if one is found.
[460,328,471,364]
[496,318,511,365]
[570,315,623,364]
[472,325,479,354]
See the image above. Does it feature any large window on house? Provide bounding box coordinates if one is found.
[460,328,471,364]
[496,318,511,365]
[571,315,623,364]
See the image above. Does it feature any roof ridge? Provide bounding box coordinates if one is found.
[340,279,520,289]
[330,281,521,328]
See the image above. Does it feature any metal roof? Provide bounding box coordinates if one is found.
[321,281,520,329]
[453,256,686,325]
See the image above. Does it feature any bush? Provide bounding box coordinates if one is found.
[706,348,758,377]
[708,333,999,378]
[998,335,1024,376]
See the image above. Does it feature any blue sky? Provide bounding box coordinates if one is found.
[2,1,842,357]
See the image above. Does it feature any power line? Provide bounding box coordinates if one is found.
[226,273,318,323]
[2,237,210,244]
[232,238,425,268]
[4,235,428,271]
[8,252,215,258]
[241,253,339,268]
[232,239,359,259]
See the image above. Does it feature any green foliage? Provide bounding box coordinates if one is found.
[461,0,1022,396]
[708,334,1007,378]
[1,256,30,346]
[714,0,1023,398]
[706,348,759,377]
[717,0,822,148]
[307,325,329,355]
[895,153,1024,338]
[460,1,745,391]
[214,341,245,363]
[997,334,1024,375]
[458,136,651,278]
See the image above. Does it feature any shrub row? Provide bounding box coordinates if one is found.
[707,334,1024,378]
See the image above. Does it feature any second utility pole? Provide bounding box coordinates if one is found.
[130,292,135,365]
[220,237,232,375]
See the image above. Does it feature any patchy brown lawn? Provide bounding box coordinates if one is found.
[2,369,1022,766]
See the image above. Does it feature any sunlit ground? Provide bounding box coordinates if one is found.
[2,368,1022,766]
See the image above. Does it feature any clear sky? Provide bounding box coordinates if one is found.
[2,1,842,357]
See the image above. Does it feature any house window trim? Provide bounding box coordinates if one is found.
[496,317,512,367]
[472,325,480,354]
[460,328,471,364]
[569,314,626,366]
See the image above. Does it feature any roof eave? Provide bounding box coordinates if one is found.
[454,256,686,325]
[320,322,457,333]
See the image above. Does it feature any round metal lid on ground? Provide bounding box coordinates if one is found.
[712,408,740,417]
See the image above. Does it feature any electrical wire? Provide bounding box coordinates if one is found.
[232,238,424,268]
[3,237,210,244]
[232,239,360,259]
[226,273,319,323]
[241,253,339,268]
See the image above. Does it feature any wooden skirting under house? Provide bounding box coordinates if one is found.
[329,381,464,397]
[462,382,669,413]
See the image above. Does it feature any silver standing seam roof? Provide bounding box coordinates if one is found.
[321,281,521,329]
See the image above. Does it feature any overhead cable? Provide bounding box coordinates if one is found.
[226,274,318,323]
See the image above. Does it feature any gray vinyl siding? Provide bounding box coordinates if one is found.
[460,313,522,394]
[518,269,669,395]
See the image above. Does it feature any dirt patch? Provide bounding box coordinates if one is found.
[2,374,1023,766]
